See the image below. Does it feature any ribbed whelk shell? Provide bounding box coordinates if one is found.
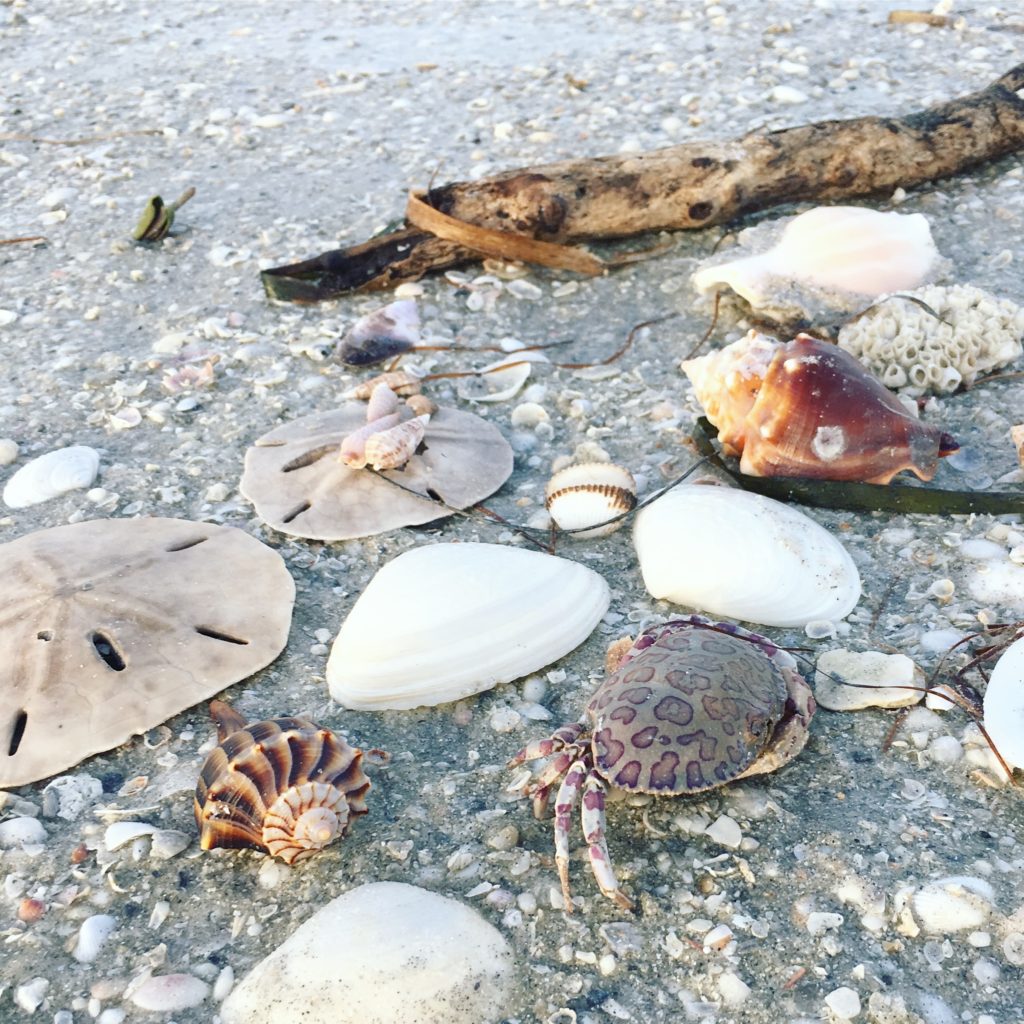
[545,462,637,538]
[683,330,957,483]
[328,542,610,710]
[691,206,943,324]
[3,445,100,509]
[633,484,861,627]
[195,716,369,863]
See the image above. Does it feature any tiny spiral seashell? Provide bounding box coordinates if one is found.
[194,716,370,864]
[545,462,637,538]
[363,414,429,471]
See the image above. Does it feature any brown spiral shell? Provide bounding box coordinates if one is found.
[194,713,370,864]
[683,331,958,484]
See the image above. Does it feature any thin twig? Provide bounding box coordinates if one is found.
[0,235,47,246]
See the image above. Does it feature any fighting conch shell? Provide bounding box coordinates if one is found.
[683,331,958,484]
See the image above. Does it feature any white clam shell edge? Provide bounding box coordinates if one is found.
[3,445,100,509]
[327,542,611,710]
[633,485,861,628]
[982,635,1024,770]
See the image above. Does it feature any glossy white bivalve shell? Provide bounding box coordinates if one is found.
[633,485,861,627]
[545,462,637,538]
[328,543,610,709]
[982,635,1024,771]
[3,445,100,508]
[692,206,942,323]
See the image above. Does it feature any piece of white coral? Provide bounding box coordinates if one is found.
[837,284,1024,394]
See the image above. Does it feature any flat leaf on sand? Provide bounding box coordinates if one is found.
[1,518,295,788]
[239,404,514,541]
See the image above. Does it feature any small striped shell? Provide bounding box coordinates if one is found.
[545,462,637,538]
[363,415,429,471]
[194,716,369,864]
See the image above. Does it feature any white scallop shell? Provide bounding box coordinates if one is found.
[691,206,942,322]
[545,462,637,539]
[3,445,100,509]
[982,635,1024,770]
[327,543,610,709]
[632,484,861,627]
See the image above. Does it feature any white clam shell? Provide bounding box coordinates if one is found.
[327,543,610,710]
[461,345,549,403]
[633,484,861,627]
[3,445,100,508]
[692,206,942,321]
[982,635,1024,770]
[545,462,637,539]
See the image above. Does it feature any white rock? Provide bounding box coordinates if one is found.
[129,974,210,1012]
[705,814,742,849]
[716,971,751,1007]
[3,445,100,508]
[43,773,103,820]
[98,1009,127,1024]
[770,85,808,104]
[806,911,844,935]
[912,876,994,934]
[927,735,963,764]
[0,816,46,848]
[0,309,18,327]
[15,977,49,1013]
[0,438,19,465]
[221,882,514,1024]
[814,649,922,711]
[213,966,235,1002]
[967,562,1024,612]
[73,914,117,963]
[825,986,862,1019]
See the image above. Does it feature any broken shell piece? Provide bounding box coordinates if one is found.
[458,345,549,403]
[241,404,513,541]
[692,206,943,324]
[837,284,1024,394]
[0,518,294,788]
[683,330,957,483]
[633,484,861,627]
[346,371,423,400]
[3,445,100,509]
[195,711,369,863]
[336,299,421,366]
[982,635,1024,771]
[545,463,637,538]
[328,543,610,710]
[813,649,923,711]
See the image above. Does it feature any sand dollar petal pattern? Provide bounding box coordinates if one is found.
[0,518,295,788]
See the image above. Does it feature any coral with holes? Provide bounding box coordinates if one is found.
[0,518,294,787]
[837,284,1024,394]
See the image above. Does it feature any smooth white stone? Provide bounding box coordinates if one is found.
[927,735,963,764]
[806,911,844,935]
[716,972,751,1007]
[0,816,46,848]
[912,876,994,933]
[221,882,514,1024]
[73,914,117,963]
[814,650,922,711]
[3,445,100,508]
[705,814,742,849]
[825,986,862,1019]
[213,966,235,1002]
[15,977,49,1013]
[0,438,19,465]
[129,974,210,1012]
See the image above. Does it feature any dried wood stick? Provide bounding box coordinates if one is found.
[263,62,1024,303]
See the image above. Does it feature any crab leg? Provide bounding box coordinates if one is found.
[581,771,634,911]
[552,758,589,912]
[507,722,586,768]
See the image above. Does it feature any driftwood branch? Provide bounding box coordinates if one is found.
[263,62,1024,303]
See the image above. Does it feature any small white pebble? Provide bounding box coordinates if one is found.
[717,971,751,1007]
[703,923,734,950]
[824,985,862,1019]
[967,930,991,948]
[0,438,19,465]
[15,977,49,1012]
[0,816,46,848]
[927,735,963,764]
[770,84,808,104]
[489,706,522,733]
[212,965,235,1002]
[98,1009,126,1024]
[973,957,1001,985]
[705,814,742,849]
[806,911,844,936]
[805,619,838,639]
[598,953,617,976]
[130,974,210,1012]
[516,891,538,914]
[204,482,231,502]
[257,858,289,889]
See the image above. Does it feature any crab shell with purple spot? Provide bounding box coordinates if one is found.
[586,615,815,794]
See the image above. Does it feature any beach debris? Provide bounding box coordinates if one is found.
[328,542,609,710]
[837,284,1024,393]
[456,344,550,402]
[239,402,513,541]
[129,974,210,1013]
[508,616,814,909]
[0,518,294,788]
[683,330,958,483]
[71,914,117,963]
[691,206,943,325]
[220,882,514,1024]
[2,445,100,508]
[195,701,370,863]
[545,462,637,538]
[132,186,196,243]
[633,484,861,627]
[813,650,923,711]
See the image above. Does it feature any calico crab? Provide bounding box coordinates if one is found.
[508,615,815,911]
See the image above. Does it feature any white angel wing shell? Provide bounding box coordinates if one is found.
[982,636,1024,770]
[633,485,861,627]
[327,543,610,710]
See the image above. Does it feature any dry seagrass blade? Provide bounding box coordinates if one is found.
[0,518,295,788]
[239,403,514,540]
